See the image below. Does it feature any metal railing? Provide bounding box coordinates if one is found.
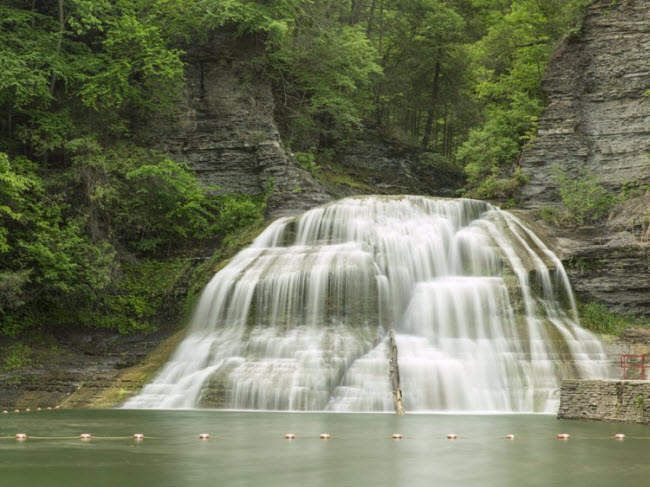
[620,354,650,380]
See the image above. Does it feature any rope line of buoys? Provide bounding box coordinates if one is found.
[1,406,60,414]
[0,433,642,441]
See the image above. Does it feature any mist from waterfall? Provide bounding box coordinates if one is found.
[125,196,610,412]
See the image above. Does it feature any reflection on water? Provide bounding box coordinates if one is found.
[0,410,648,487]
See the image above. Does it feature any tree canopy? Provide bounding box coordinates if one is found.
[0,0,591,337]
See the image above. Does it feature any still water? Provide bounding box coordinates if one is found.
[1,410,648,487]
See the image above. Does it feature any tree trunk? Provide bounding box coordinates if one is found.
[366,0,377,37]
[421,59,441,150]
[50,0,64,94]
[389,329,405,415]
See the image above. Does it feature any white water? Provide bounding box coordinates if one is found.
[126,196,610,412]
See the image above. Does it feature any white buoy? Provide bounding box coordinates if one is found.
[2,410,7,414]
[47,407,52,410]
[447,434,457,439]
[320,433,331,440]
[80,433,92,440]
[198,433,210,440]
[25,408,30,412]
[284,433,296,440]
[392,433,403,440]
[505,434,515,440]
[133,433,144,441]
[614,433,625,440]
[36,407,41,412]
[55,406,60,409]
[557,433,570,440]
[15,433,27,440]
[13,409,19,413]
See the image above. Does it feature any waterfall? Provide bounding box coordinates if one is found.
[125,196,610,412]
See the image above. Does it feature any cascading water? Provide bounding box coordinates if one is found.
[125,196,611,412]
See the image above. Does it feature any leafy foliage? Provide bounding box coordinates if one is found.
[0,0,609,340]
[579,302,637,336]
[1,343,32,371]
[541,167,617,226]
[457,0,591,199]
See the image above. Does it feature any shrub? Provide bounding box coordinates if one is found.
[2,343,32,371]
[549,166,617,226]
[579,302,632,335]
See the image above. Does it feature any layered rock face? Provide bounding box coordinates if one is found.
[162,31,331,218]
[519,0,650,318]
[521,0,650,203]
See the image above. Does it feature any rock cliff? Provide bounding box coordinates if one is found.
[161,30,331,218]
[519,0,650,318]
[520,0,650,204]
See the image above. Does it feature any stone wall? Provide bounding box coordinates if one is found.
[558,380,650,424]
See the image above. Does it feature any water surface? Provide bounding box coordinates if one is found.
[1,410,647,486]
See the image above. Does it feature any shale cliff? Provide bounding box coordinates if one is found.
[160,30,331,218]
[519,0,650,318]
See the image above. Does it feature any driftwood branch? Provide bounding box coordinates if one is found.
[389,329,405,415]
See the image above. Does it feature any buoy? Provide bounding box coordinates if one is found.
[557,433,570,440]
[392,433,403,440]
[36,407,41,411]
[198,433,210,440]
[55,406,60,409]
[13,409,19,413]
[80,434,92,440]
[133,433,144,441]
[614,433,625,440]
[447,434,457,439]
[2,410,7,414]
[505,434,515,440]
[15,434,27,440]
[47,407,52,410]
[320,433,331,440]
[25,408,30,412]
[284,433,296,440]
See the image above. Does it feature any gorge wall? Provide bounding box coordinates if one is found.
[160,30,331,218]
[519,0,650,318]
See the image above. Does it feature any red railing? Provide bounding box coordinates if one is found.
[620,354,650,380]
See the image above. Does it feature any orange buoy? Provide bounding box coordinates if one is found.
[80,433,92,441]
[133,433,144,441]
[320,433,331,440]
[557,433,570,440]
[447,434,457,439]
[505,434,515,440]
[284,433,296,440]
[614,433,625,440]
[198,433,210,440]
[15,433,27,440]
[392,433,403,440]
